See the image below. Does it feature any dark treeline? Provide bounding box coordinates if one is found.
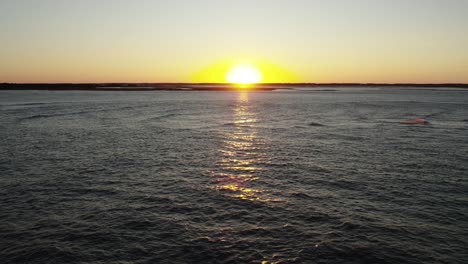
[1,83,467,91]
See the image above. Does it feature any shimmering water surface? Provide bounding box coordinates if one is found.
[1,88,467,263]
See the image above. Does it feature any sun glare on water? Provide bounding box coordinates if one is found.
[225,64,262,86]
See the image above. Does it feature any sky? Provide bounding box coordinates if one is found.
[1,0,467,83]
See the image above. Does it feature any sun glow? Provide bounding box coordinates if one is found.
[225,64,262,85]
[192,59,296,83]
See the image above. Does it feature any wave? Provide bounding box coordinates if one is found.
[308,121,325,127]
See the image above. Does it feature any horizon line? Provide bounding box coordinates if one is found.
[2,82,468,86]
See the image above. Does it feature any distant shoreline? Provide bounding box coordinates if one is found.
[1,83,467,91]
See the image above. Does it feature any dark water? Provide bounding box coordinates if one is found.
[1,88,467,264]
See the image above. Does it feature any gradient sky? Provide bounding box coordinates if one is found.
[1,0,467,83]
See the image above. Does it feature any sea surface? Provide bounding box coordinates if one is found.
[0,88,467,264]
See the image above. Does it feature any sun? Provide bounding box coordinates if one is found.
[225,64,262,85]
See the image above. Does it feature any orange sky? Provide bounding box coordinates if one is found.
[1,0,467,83]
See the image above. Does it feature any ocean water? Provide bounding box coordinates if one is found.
[0,88,467,264]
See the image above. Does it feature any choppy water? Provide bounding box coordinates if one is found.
[0,88,467,264]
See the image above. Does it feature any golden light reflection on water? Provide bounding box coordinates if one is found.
[213,92,274,202]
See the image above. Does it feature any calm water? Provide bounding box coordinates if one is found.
[0,88,467,264]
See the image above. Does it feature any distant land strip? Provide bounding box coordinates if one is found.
[1,83,468,91]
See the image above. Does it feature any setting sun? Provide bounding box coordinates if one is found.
[225,64,262,85]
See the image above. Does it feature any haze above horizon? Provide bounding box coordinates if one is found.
[1,0,467,83]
